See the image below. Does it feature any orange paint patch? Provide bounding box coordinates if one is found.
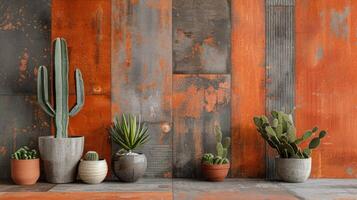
[296,0,357,178]
[0,146,7,156]
[231,0,266,178]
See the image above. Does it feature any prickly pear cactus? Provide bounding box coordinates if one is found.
[253,110,328,158]
[201,125,231,165]
[84,151,99,161]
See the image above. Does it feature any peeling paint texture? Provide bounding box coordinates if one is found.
[173,75,230,178]
[0,0,51,180]
[112,0,173,177]
[173,0,231,74]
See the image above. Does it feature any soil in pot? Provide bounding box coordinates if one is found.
[201,163,230,182]
[39,136,84,183]
[79,159,108,184]
[275,157,311,183]
[112,152,147,182]
[11,158,40,185]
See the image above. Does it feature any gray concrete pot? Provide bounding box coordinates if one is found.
[276,157,311,183]
[112,152,147,182]
[39,136,84,183]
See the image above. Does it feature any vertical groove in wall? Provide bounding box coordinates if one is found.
[265,0,295,179]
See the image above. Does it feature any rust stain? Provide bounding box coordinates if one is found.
[231,0,266,178]
[0,146,7,156]
[18,49,29,82]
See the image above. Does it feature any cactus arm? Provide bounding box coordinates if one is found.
[69,69,85,116]
[37,66,55,117]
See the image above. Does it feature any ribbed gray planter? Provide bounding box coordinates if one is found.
[39,136,84,183]
[276,157,311,183]
[112,153,147,182]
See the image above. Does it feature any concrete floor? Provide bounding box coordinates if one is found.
[0,178,357,200]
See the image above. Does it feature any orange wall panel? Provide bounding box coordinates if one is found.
[51,0,111,166]
[296,0,357,178]
[231,0,266,177]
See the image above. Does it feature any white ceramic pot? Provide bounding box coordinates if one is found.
[78,159,108,184]
[275,157,311,183]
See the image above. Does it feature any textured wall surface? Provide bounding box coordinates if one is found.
[296,0,357,178]
[1,0,357,180]
[112,0,173,177]
[52,0,112,173]
[231,0,266,178]
[0,0,51,180]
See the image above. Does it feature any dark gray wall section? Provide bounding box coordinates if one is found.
[265,0,295,179]
[173,0,231,74]
[0,0,51,179]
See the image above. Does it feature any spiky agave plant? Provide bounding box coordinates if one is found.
[110,114,150,153]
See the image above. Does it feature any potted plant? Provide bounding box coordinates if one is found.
[11,146,40,185]
[37,38,85,183]
[110,114,150,182]
[78,151,108,184]
[253,111,327,183]
[201,125,231,182]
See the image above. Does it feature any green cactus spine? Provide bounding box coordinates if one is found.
[253,110,327,159]
[37,38,85,138]
[84,151,99,161]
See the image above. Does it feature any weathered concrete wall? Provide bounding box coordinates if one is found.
[0,0,51,180]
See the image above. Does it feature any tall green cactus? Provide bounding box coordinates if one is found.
[253,111,327,158]
[37,38,85,138]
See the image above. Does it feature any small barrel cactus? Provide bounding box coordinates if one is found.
[12,146,39,160]
[84,151,99,161]
[201,125,231,165]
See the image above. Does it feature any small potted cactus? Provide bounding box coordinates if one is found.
[78,151,108,184]
[37,38,85,183]
[110,114,150,182]
[11,146,40,185]
[201,125,231,182]
[253,111,328,183]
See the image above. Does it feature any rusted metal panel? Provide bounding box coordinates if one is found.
[173,0,231,74]
[231,0,266,178]
[265,2,295,179]
[111,0,172,177]
[52,0,112,174]
[172,75,230,178]
[0,96,50,180]
[52,0,111,96]
[0,0,50,95]
[296,0,357,178]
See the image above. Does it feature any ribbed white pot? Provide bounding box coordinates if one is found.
[78,159,108,184]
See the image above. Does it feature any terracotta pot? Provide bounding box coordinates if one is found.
[11,158,40,185]
[201,163,230,182]
[79,159,108,184]
[112,153,147,182]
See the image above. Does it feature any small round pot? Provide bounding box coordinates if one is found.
[39,136,84,183]
[11,158,40,185]
[275,157,311,183]
[201,163,230,182]
[78,159,108,184]
[112,153,147,182]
